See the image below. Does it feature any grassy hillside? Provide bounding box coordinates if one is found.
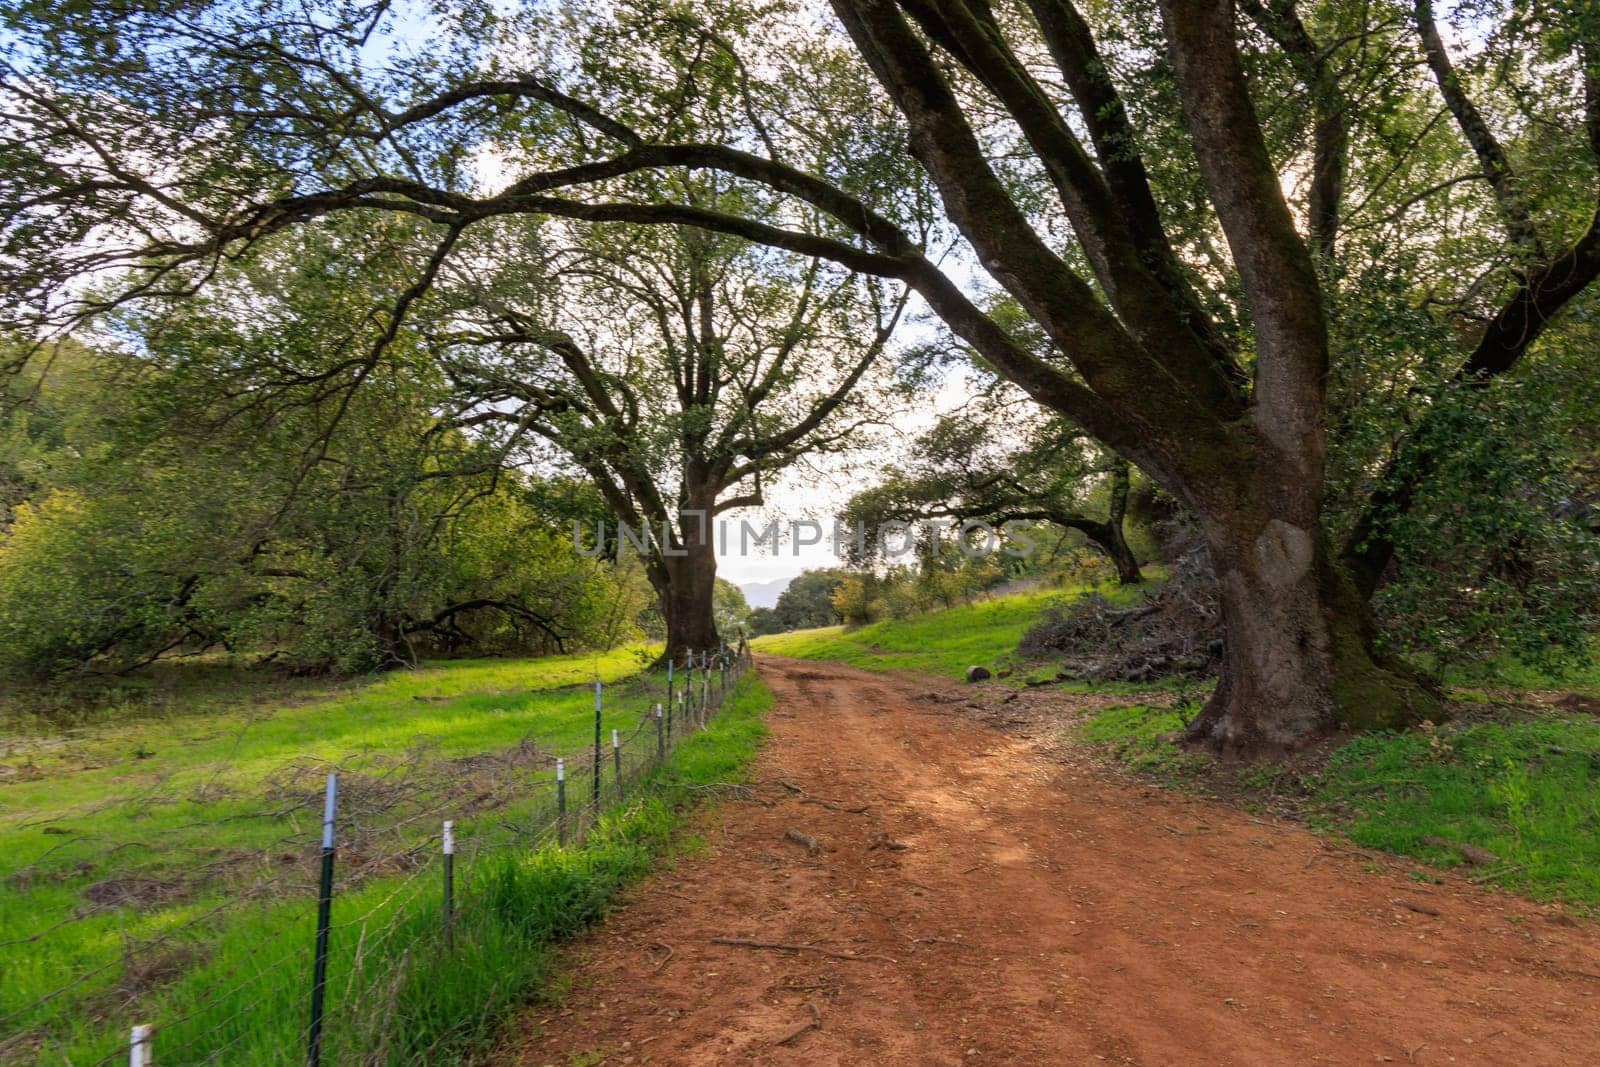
[0,647,768,1063]
[753,581,1149,679]
[3,647,652,816]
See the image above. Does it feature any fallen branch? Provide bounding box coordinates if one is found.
[1391,897,1441,917]
[684,782,755,798]
[684,782,771,805]
[711,937,895,964]
[868,831,908,852]
[1469,864,1522,884]
[773,1002,822,1047]
[784,827,821,855]
[800,797,869,814]
[912,936,976,949]
[646,941,674,973]
[781,778,868,813]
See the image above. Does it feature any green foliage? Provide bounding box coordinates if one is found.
[0,490,191,676]
[830,553,1010,626]
[744,605,782,637]
[758,567,852,632]
[838,391,1143,582]
[5,0,1600,725]
[0,236,634,678]
[712,577,750,635]
[1366,373,1600,673]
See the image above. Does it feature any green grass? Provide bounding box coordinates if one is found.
[753,580,1150,680]
[1309,714,1600,904]
[1075,701,1600,907]
[0,647,768,1063]
[1439,646,1600,696]
[1075,703,1212,782]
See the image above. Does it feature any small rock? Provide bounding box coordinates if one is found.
[1419,835,1499,866]
[965,665,992,682]
[1546,911,1579,927]
[1555,692,1600,716]
[1391,897,1440,917]
[995,667,1012,679]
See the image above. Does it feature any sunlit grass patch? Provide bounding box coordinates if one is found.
[754,581,1152,680]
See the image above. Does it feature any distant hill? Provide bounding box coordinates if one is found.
[738,576,791,609]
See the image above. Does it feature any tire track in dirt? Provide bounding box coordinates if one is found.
[500,655,1599,1066]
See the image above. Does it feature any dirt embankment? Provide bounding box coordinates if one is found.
[501,656,1599,1066]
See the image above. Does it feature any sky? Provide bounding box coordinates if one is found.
[713,355,987,587]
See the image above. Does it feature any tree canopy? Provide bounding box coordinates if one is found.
[0,225,640,676]
[842,389,1143,583]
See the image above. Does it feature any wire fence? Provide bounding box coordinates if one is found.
[0,641,755,1065]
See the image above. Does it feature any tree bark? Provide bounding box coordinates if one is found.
[1183,476,1437,753]
[652,520,723,666]
[1099,458,1140,585]
[1093,518,1142,586]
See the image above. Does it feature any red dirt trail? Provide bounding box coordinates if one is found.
[501,655,1600,1066]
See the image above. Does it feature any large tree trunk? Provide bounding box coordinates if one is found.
[1058,460,1142,584]
[1097,459,1140,585]
[1076,518,1141,585]
[1182,486,1438,754]
[655,531,722,667]
[1101,520,1141,585]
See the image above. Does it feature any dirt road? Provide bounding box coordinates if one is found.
[503,656,1599,1065]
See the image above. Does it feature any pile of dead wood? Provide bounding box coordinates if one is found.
[1019,551,1222,683]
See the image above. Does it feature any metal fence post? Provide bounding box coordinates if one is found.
[129,1024,153,1067]
[307,772,337,1067]
[442,820,455,950]
[612,728,622,798]
[556,758,567,846]
[666,657,674,719]
[592,680,602,808]
[655,703,664,761]
[684,652,693,723]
